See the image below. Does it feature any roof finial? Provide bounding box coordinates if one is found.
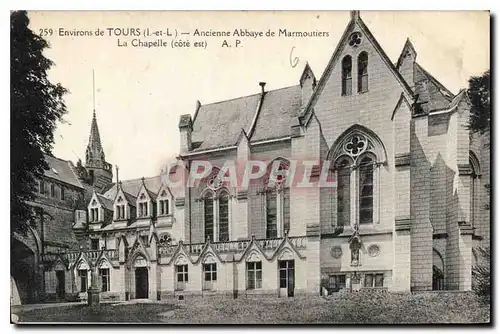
[350,10,360,21]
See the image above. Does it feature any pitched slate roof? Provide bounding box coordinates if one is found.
[43,154,84,189]
[191,93,261,151]
[251,85,302,142]
[190,85,304,151]
[414,63,454,113]
[96,193,113,210]
[103,175,163,202]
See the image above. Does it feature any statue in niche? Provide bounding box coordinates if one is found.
[349,228,362,267]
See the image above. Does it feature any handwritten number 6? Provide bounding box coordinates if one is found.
[289,46,299,68]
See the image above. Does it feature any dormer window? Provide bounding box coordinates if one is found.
[115,196,126,220]
[136,193,150,218]
[116,205,125,219]
[90,208,99,222]
[138,202,148,217]
[157,189,172,216]
[159,199,169,215]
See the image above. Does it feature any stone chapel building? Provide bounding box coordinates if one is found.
[39,11,489,301]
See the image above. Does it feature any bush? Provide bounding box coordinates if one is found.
[472,246,491,303]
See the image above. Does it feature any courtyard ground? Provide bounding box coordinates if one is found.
[12,291,490,324]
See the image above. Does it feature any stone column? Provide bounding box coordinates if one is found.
[393,154,411,292]
[87,266,100,307]
[458,222,474,291]
[410,117,433,291]
[149,262,158,300]
[149,235,158,300]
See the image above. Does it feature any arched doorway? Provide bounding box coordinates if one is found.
[132,255,149,299]
[432,249,445,290]
[11,238,36,304]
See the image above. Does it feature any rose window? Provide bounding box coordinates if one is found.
[344,134,367,157]
[368,244,380,257]
[348,32,362,47]
[331,246,343,259]
[208,175,223,191]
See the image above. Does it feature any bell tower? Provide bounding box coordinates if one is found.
[85,71,113,189]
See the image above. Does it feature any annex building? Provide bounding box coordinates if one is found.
[20,11,489,303]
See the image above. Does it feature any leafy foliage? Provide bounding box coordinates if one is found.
[11,11,68,233]
[467,70,490,134]
[472,246,491,303]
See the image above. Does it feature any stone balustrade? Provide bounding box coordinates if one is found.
[158,235,307,257]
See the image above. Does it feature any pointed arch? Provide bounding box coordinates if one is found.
[341,55,353,96]
[264,157,291,188]
[97,257,112,269]
[469,151,482,230]
[217,188,230,242]
[202,191,215,242]
[261,157,291,239]
[277,247,294,261]
[357,51,369,93]
[54,259,67,271]
[327,124,387,164]
[432,248,445,290]
[470,151,481,176]
[202,252,217,264]
[174,253,190,266]
[75,257,91,271]
[329,125,386,228]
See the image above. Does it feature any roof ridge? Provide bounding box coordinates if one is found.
[200,84,300,107]
[300,11,415,121]
[119,174,161,183]
[415,62,454,97]
[45,153,70,163]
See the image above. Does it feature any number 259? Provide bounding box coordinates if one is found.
[39,28,53,37]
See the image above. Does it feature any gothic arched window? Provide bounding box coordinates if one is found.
[342,55,353,96]
[357,52,368,93]
[204,193,214,242]
[329,126,386,228]
[358,155,374,225]
[264,158,290,238]
[218,192,229,242]
[469,152,481,230]
[336,157,352,226]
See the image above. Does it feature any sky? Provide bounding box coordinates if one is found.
[27,11,490,180]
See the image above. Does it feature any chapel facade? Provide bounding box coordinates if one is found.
[40,11,489,301]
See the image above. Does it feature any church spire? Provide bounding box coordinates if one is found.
[83,71,113,189]
[85,71,107,168]
[86,110,105,165]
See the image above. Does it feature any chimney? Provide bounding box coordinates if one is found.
[259,82,266,95]
[178,114,193,153]
[115,165,119,185]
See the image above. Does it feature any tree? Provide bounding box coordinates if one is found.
[472,246,490,304]
[467,71,490,304]
[467,70,490,134]
[11,11,68,233]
